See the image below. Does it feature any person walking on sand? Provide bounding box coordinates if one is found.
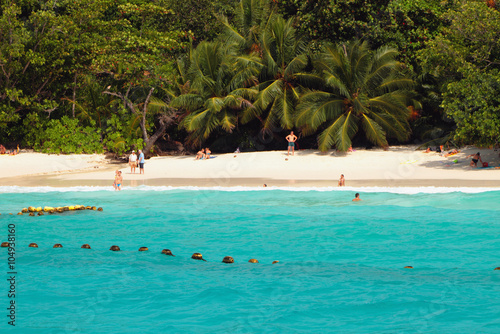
[352,193,361,201]
[129,150,138,174]
[286,131,297,156]
[338,174,345,187]
[138,149,145,174]
[467,152,482,167]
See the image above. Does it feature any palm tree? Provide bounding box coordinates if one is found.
[296,40,416,151]
[241,15,314,133]
[171,41,262,147]
[219,0,273,53]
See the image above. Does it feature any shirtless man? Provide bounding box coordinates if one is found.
[352,193,361,201]
[286,131,297,156]
[467,152,482,167]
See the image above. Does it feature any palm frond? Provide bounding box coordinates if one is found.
[283,54,307,78]
[147,96,168,114]
[171,94,204,111]
[220,110,237,132]
[360,114,388,147]
[205,97,225,114]
[324,73,350,97]
[367,110,410,141]
[296,91,344,130]
[278,88,295,129]
[317,115,345,152]
[255,79,284,110]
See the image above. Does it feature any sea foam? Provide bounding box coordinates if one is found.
[1,185,499,194]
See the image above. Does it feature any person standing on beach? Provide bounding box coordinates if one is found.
[338,174,345,187]
[138,149,145,174]
[129,150,138,174]
[286,131,297,156]
[466,152,482,167]
[114,171,123,191]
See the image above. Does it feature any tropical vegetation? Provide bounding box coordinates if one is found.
[0,0,499,155]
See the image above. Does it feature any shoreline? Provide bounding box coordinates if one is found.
[2,176,500,188]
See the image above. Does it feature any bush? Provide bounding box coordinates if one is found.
[102,114,144,156]
[35,116,104,154]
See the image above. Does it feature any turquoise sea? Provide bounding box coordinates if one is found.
[1,186,499,333]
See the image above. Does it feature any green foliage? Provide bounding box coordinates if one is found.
[275,0,451,67]
[296,40,416,151]
[172,41,261,147]
[21,112,47,148]
[239,14,316,132]
[103,113,144,155]
[418,1,500,146]
[1,0,499,153]
[442,69,500,147]
[34,116,103,154]
[165,0,235,43]
[418,1,500,79]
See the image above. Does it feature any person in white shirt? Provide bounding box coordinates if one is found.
[129,150,138,174]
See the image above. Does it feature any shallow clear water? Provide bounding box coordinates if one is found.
[1,187,500,333]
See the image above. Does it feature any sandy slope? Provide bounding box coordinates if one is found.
[1,147,499,188]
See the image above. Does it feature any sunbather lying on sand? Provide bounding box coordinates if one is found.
[444,149,459,157]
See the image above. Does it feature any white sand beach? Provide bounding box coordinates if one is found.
[1,146,500,188]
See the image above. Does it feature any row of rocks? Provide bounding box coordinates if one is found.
[0,242,275,264]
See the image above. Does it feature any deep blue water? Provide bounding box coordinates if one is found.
[1,187,499,333]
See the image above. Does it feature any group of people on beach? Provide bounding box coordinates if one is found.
[424,145,488,168]
[195,148,211,160]
[113,149,145,190]
[0,144,19,155]
[128,150,145,174]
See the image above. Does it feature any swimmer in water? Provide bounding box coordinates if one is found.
[352,193,361,201]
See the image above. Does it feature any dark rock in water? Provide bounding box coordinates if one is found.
[81,244,91,249]
[138,247,148,251]
[29,243,38,248]
[191,253,206,261]
[53,244,63,248]
[109,245,120,251]
[248,259,259,263]
[222,256,234,264]
[161,249,174,256]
